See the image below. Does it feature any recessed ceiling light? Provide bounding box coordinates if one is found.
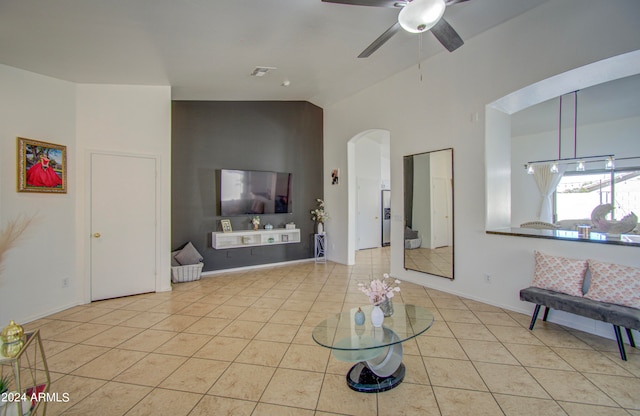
[251,66,276,77]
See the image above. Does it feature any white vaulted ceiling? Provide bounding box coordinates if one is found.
[0,0,549,106]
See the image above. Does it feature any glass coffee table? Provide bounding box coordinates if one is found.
[312,303,434,393]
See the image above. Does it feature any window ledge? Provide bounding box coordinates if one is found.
[486,228,640,247]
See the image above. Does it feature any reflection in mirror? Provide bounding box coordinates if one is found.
[403,148,454,279]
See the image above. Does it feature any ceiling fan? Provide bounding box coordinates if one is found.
[322,0,469,58]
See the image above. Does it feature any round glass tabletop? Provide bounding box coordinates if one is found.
[312,303,434,361]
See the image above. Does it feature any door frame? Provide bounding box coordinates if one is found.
[83,150,162,303]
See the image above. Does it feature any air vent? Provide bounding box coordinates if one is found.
[250,66,277,77]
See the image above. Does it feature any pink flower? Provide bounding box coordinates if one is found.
[358,274,401,305]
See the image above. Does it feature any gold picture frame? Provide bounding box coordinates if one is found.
[220,219,232,233]
[17,137,67,193]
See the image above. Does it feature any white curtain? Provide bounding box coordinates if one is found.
[532,164,566,223]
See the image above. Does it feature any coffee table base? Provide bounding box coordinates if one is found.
[346,362,406,393]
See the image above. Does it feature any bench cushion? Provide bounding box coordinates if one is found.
[520,287,640,331]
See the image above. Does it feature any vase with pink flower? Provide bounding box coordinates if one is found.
[358,273,401,326]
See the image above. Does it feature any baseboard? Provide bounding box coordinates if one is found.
[201,257,315,276]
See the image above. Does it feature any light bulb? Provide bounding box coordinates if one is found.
[605,156,615,170]
[398,0,446,34]
[576,161,585,172]
[526,164,534,175]
[550,163,559,173]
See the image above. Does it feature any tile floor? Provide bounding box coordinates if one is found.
[18,247,640,415]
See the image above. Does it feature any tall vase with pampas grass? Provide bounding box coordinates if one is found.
[0,215,36,278]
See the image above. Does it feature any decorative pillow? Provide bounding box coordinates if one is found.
[171,250,181,267]
[531,251,587,297]
[174,242,203,265]
[584,260,640,308]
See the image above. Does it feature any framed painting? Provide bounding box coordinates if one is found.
[220,219,233,233]
[17,137,67,193]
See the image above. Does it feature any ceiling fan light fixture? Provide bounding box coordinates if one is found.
[398,0,446,34]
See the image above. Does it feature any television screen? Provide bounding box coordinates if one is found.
[220,169,292,216]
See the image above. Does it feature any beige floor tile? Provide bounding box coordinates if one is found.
[378,383,440,416]
[120,311,171,329]
[423,357,487,391]
[72,348,147,380]
[46,375,107,416]
[260,368,324,409]
[252,297,286,310]
[583,373,640,409]
[148,300,192,314]
[423,320,455,338]
[505,343,574,370]
[474,311,521,327]
[269,309,307,325]
[487,325,545,345]
[474,361,550,398]
[433,386,503,416]
[208,362,275,401]
[279,344,329,372]
[553,347,634,376]
[252,402,315,416]
[193,336,250,361]
[493,394,568,416]
[46,344,110,373]
[417,336,468,359]
[48,322,112,343]
[218,319,265,339]
[81,325,143,347]
[177,301,217,316]
[124,388,201,416]
[62,381,152,416]
[447,322,498,342]
[528,367,618,406]
[159,357,229,393]
[458,339,519,365]
[40,339,76,357]
[532,329,593,349]
[118,329,177,352]
[291,325,319,346]
[224,295,259,307]
[237,307,277,322]
[402,353,431,385]
[255,322,300,343]
[184,316,231,335]
[189,395,256,416]
[59,307,113,322]
[316,373,377,416]
[150,314,200,331]
[121,298,168,311]
[153,332,212,356]
[438,308,482,324]
[558,401,630,416]
[235,339,289,367]
[114,353,186,386]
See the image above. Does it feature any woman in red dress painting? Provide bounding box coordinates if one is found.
[26,155,62,188]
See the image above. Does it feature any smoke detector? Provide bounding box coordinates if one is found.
[250,66,277,77]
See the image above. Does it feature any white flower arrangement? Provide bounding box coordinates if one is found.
[251,216,260,226]
[358,273,401,305]
[310,198,329,223]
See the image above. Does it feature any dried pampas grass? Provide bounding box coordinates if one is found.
[0,215,36,275]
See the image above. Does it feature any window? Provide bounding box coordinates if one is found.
[555,169,640,223]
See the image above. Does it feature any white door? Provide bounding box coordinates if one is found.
[432,177,452,248]
[91,153,157,301]
[357,177,380,250]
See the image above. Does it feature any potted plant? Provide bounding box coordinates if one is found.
[0,374,9,394]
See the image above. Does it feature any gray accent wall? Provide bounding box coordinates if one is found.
[172,101,323,271]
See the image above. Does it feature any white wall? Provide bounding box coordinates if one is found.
[0,68,172,324]
[0,65,78,323]
[324,0,640,339]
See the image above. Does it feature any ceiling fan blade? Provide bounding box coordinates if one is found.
[445,0,470,5]
[430,18,464,52]
[322,0,402,8]
[358,22,401,58]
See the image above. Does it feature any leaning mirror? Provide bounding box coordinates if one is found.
[403,148,454,279]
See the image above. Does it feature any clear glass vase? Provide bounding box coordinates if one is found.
[379,297,394,317]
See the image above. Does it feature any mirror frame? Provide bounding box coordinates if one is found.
[403,148,454,279]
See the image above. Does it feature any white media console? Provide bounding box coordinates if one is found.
[211,228,301,249]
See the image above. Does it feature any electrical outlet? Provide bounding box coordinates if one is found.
[484,274,492,284]
[62,278,70,288]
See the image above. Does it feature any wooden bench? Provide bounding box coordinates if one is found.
[520,287,640,361]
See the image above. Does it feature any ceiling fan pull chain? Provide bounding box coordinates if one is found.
[418,32,423,82]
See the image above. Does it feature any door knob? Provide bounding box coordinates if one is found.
[93,233,101,238]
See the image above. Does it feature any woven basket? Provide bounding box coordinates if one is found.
[171,262,204,283]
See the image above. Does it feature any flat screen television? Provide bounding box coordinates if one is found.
[220,169,292,216]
